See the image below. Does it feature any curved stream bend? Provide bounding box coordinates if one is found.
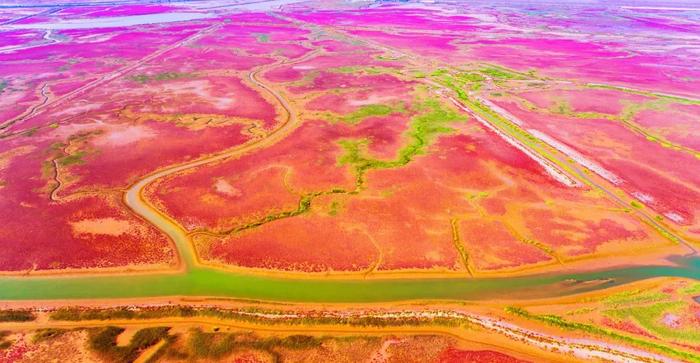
[125,57,302,270]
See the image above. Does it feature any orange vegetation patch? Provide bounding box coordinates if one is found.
[459,219,551,271]
[152,166,301,231]
[70,217,133,236]
[342,176,464,271]
[524,208,649,256]
[202,215,377,272]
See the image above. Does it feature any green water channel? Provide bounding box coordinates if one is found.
[1,256,698,302]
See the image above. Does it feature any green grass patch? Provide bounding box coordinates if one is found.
[431,68,449,77]
[57,150,86,166]
[456,72,485,83]
[189,328,237,359]
[0,80,7,94]
[51,306,198,321]
[0,331,10,350]
[375,55,401,61]
[0,309,35,322]
[33,328,69,343]
[49,306,461,329]
[224,188,345,234]
[551,100,572,115]
[604,301,700,343]
[341,104,395,124]
[432,70,485,94]
[603,289,668,307]
[187,329,323,362]
[23,127,39,137]
[506,306,700,363]
[328,200,341,216]
[681,282,700,295]
[331,66,361,74]
[479,66,526,80]
[88,326,170,362]
[328,65,396,76]
[131,72,191,84]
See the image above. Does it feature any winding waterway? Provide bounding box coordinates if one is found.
[0,256,698,301]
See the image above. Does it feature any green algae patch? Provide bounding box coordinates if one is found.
[33,328,69,343]
[253,33,269,42]
[412,71,427,78]
[221,188,347,235]
[456,72,485,83]
[341,104,395,124]
[324,101,407,125]
[328,65,399,76]
[680,282,700,295]
[131,72,192,84]
[57,150,86,166]
[330,66,359,73]
[0,80,7,95]
[479,66,527,80]
[375,55,402,61]
[630,200,643,209]
[432,71,483,99]
[602,289,668,307]
[338,97,465,188]
[604,301,700,344]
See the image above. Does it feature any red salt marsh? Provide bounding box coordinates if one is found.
[0,0,697,278]
[195,23,313,59]
[469,38,700,97]
[0,11,302,271]
[633,105,700,151]
[203,216,378,272]
[494,98,700,228]
[148,120,358,232]
[1,3,700,362]
[154,166,301,232]
[151,90,666,273]
[264,52,402,83]
[517,88,653,116]
[438,347,530,363]
[289,72,410,94]
[0,140,174,271]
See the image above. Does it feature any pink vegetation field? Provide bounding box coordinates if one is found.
[0,1,698,275]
